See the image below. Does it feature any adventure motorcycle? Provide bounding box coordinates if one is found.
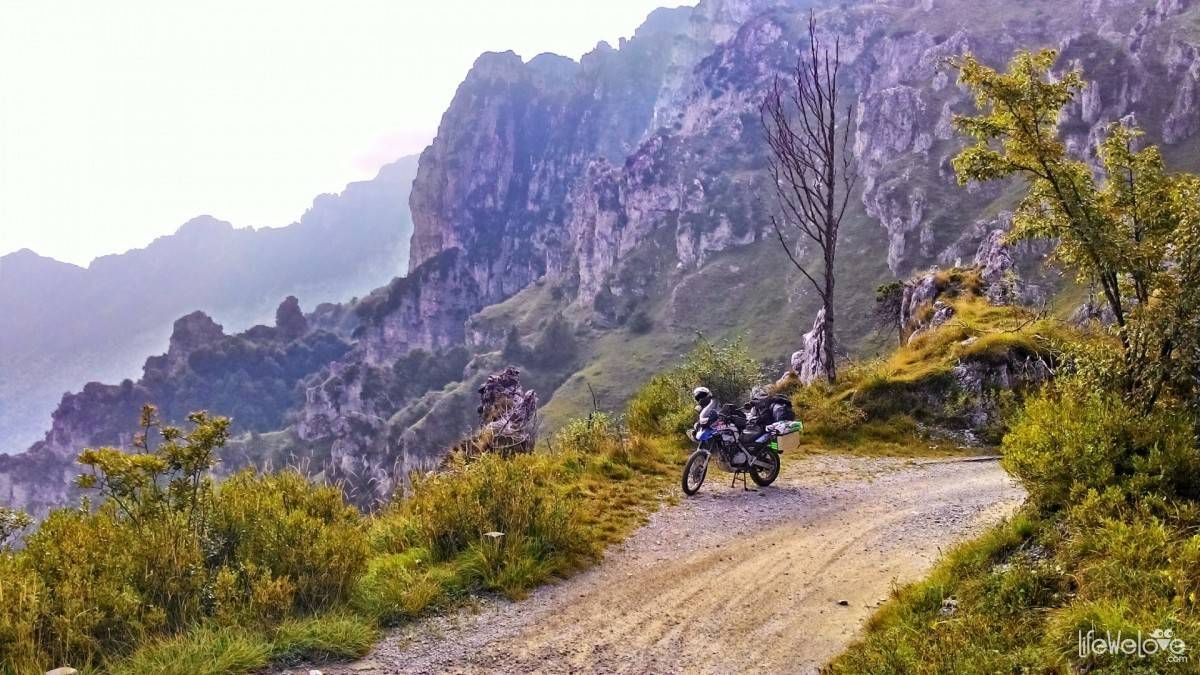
[681,403,801,496]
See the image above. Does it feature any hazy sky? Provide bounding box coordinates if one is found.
[0,0,686,266]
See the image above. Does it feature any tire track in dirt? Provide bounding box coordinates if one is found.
[315,454,1023,674]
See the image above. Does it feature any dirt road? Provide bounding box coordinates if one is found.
[321,454,1023,674]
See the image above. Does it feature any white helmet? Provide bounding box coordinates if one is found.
[692,386,712,404]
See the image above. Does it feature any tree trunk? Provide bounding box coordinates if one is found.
[823,252,837,382]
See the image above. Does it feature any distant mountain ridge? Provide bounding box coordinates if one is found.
[0,154,420,452]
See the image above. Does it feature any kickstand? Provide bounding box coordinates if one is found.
[731,471,753,491]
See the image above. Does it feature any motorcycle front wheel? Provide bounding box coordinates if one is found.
[682,450,709,496]
[749,451,780,487]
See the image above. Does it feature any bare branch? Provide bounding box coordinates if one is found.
[759,9,858,383]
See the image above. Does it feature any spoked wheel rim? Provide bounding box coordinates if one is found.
[682,451,709,495]
[749,451,780,487]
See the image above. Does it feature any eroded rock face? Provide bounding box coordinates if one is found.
[0,303,354,518]
[789,309,831,385]
[900,269,943,339]
[391,0,1199,481]
[952,349,1054,435]
[410,0,1200,335]
[474,367,539,457]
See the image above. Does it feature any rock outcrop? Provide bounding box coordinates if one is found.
[473,367,540,457]
[789,309,832,385]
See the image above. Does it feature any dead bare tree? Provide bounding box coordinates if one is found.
[760,11,857,383]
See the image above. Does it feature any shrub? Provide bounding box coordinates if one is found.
[626,310,653,334]
[0,508,31,550]
[351,553,450,622]
[0,409,372,673]
[21,505,162,666]
[626,372,694,437]
[374,452,590,601]
[209,470,368,613]
[405,453,584,561]
[626,337,762,436]
[554,412,622,456]
[0,554,48,674]
[537,314,577,366]
[1002,378,1200,511]
[2,391,682,673]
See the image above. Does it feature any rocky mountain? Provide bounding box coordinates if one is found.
[0,154,419,453]
[4,0,1198,514]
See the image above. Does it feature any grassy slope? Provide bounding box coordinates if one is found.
[94,433,682,675]
[483,200,894,435]
[831,464,1200,674]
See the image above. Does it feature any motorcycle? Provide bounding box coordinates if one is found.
[681,404,802,496]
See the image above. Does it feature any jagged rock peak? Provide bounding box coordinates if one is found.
[166,311,224,367]
[475,367,539,457]
[465,50,531,82]
[275,295,308,340]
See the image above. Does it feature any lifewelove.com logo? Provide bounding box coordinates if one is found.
[1078,628,1188,662]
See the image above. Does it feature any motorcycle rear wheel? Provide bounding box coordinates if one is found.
[682,450,709,496]
[749,451,780,487]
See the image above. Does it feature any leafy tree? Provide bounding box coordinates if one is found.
[626,309,653,335]
[952,50,1200,410]
[537,314,577,367]
[873,281,905,345]
[503,325,526,360]
[627,336,762,436]
[0,507,31,549]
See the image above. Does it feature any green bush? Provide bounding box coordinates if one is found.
[836,381,1200,673]
[537,314,578,366]
[1,393,681,673]
[352,553,444,622]
[1002,378,1200,511]
[403,453,586,564]
[0,554,48,674]
[209,470,368,613]
[626,310,653,334]
[21,505,169,667]
[0,410,372,673]
[626,372,695,437]
[626,337,762,437]
[554,412,622,456]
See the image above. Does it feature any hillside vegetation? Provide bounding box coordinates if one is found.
[0,286,1043,674]
[833,49,1200,673]
[1,333,780,674]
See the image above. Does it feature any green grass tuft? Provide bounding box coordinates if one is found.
[110,627,271,675]
[269,613,378,663]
